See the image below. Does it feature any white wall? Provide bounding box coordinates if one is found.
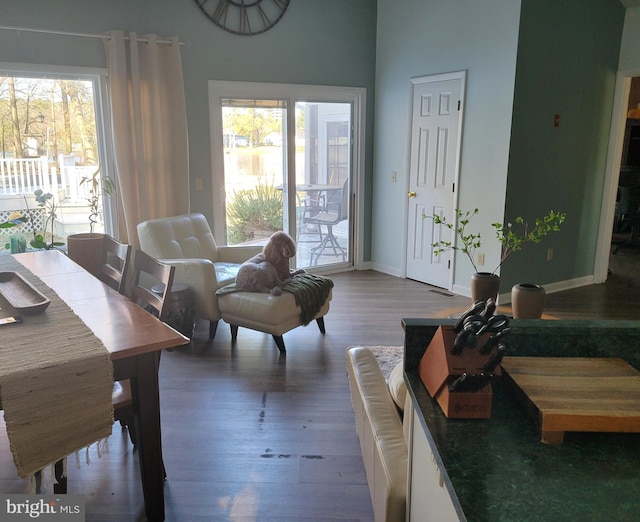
[372,0,521,290]
[620,7,640,70]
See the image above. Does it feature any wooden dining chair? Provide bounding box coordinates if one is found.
[98,235,132,293]
[129,249,175,322]
[95,236,136,448]
[50,237,134,493]
[52,250,175,494]
[115,250,175,444]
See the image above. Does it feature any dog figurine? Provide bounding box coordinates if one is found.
[235,231,305,295]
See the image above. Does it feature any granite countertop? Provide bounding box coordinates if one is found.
[403,318,640,522]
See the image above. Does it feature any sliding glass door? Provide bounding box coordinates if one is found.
[210,81,364,271]
[293,102,351,269]
[221,98,287,245]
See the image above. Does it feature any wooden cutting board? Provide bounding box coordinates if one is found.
[501,357,640,444]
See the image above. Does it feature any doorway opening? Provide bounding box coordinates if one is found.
[609,76,640,277]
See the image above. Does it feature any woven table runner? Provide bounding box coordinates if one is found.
[0,254,114,479]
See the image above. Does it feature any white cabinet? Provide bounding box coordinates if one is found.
[406,405,464,522]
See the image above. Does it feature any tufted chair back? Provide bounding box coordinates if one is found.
[137,213,221,262]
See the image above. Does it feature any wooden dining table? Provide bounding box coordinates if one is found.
[11,250,189,522]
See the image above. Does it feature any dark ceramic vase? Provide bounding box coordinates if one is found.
[511,283,546,319]
[470,272,500,303]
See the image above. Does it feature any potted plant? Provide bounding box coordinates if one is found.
[24,190,66,251]
[80,165,115,234]
[1,212,29,252]
[66,166,115,276]
[430,208,566,303]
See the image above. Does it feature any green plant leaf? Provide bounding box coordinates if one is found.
[424,208,566,274]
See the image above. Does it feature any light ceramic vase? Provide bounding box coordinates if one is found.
[66,232,105,277]
[470,272,500,303]
[511,283,546,319]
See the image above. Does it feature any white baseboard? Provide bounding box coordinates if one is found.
[452,282,471,298]
[365,266,597,305]
[498,275,596,304]
[358,260,373,271]
[369,261,404,278]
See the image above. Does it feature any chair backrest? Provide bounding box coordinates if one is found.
[304,180,350,226]
[338,179,349,221]
[326,179,350,222]
[99,235,131,294]
[130,250,175,322]
[137,213,220,262]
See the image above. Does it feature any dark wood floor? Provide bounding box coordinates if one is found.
[1,249,639,521]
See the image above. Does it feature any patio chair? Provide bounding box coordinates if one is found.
[303,179,349,265]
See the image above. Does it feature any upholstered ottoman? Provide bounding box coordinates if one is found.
[216,273,333,353]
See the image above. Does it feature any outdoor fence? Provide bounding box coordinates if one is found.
[0,155,96,209]
[0,156,98,237]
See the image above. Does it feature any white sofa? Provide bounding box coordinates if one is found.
[346,347,409,522]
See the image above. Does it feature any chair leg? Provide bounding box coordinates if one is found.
[33,460,68,494]
[316,317,326,334]
[53,458,67,494]
[230,324,239,343]
[209,320,219,340]
[309,225,347,265]
[117,407,137,449]
[272,335,286,354]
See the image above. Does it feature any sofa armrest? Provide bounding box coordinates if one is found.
[346,347,408,522]
[157,258,220,321]
[216,245,262,264]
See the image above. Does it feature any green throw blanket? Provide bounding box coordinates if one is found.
[216,272,334,325]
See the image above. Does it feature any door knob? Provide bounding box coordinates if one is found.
[408,191,416,198]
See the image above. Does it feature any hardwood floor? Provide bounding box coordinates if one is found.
[543,246,640,320]
[0,258,638,521]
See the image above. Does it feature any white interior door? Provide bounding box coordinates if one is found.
[406,73,464,288]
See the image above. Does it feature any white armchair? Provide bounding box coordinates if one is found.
[136,213,261,339]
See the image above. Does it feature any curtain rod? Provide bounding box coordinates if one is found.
[0,25,190,46]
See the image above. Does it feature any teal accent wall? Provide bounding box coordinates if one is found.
[0,0,377,259]
[620,7,640,70]
[373,0,628,296]
[501,0,625,290]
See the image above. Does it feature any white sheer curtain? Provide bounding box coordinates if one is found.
[104,30,189,249]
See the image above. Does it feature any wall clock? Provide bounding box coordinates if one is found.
[195,0,290,36]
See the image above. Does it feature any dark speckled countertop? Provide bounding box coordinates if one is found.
[402,318,640,522]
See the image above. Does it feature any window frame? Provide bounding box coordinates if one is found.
[208,80,366,270]
[0,61,117,236]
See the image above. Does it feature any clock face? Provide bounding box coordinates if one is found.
[195,0,290,36]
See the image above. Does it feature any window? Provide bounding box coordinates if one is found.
[209,81,365,271]
[0,63,114,248]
